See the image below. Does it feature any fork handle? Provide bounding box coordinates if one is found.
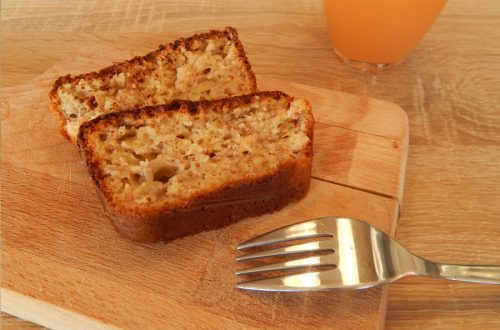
[433,263,500,284]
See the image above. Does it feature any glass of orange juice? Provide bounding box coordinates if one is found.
[323,0,447,70]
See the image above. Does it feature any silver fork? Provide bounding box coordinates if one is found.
[235,217,500,291]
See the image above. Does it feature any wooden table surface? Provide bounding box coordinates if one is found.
[1,0,499,329]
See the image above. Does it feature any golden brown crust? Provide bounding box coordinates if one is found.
[49,98,72,141]
[49,26,257,143]
[78,91,314,242]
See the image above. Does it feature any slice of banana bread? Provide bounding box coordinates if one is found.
[50,27,256,143]
[77,91,314,242]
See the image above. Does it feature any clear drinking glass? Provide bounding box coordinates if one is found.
[323,0,448,70]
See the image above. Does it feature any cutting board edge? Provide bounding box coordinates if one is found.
[1,288,119,330]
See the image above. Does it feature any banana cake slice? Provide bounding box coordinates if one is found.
[50,27,256,143]
[77,91,314,242]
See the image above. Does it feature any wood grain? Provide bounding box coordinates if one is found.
[1,0,500,329]
[1,47,407,329]
[0,312,45,330]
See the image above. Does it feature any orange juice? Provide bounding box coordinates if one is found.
[323,0,447,64]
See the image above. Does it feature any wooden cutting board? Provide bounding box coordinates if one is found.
[1,45,408,330]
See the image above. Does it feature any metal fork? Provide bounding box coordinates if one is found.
[235,217,500,291]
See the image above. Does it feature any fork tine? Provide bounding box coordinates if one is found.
[235,255,335,275]
[237,219,333,250]
[236,271,337,291]
[236,241,334,261]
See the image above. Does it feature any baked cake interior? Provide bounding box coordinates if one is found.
[56,36,254,140]
[85,97,311,208]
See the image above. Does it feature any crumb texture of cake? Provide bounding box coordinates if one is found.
[78,92,314,242]
[50,27,256,142]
